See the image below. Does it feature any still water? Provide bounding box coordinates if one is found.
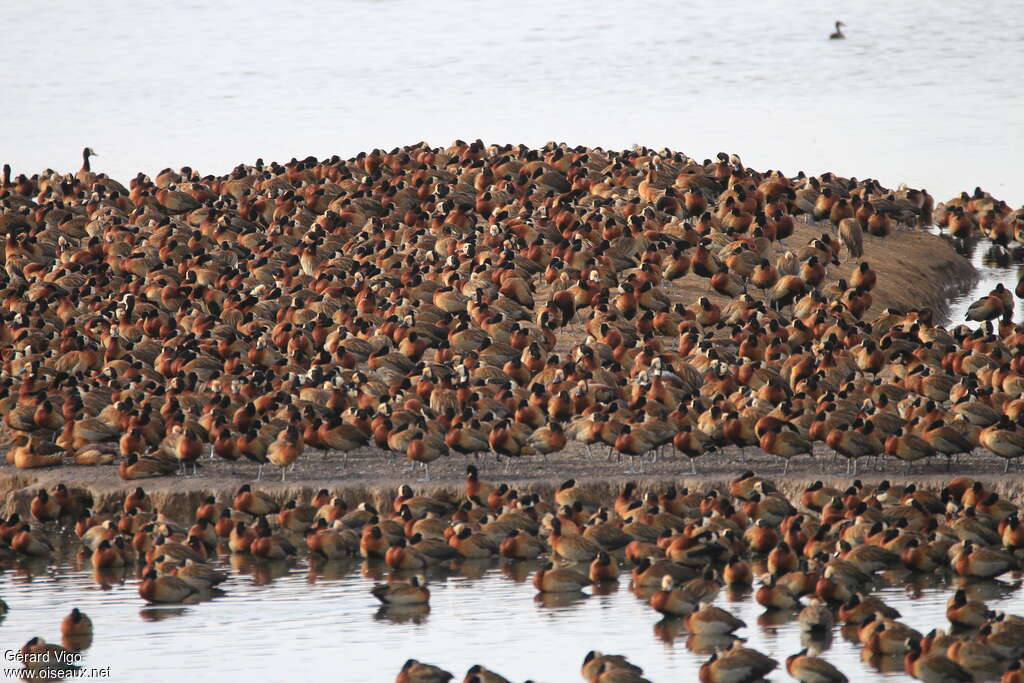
[936,231,1024,327]
[1,543,1021,682]
[0,1,1021,206]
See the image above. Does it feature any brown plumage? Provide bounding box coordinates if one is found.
[267,424,304,481]
[837,218,863,258]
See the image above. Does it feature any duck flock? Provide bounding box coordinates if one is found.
[1,142,1024,485]
[5,472,1024,682]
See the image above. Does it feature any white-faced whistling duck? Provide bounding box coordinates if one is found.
[396,658,452,683]
[785,649,848,683]
[533,561,591,593]
[371,576,430,605]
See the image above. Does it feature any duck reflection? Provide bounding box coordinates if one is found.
[139,607,189,622]
[375,604,430,625]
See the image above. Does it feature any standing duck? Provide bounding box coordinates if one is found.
[267,424,303,481]
[77,147,99,186]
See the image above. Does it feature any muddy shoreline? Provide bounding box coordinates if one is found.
[659,218,975,327]
[4,441,1020,524]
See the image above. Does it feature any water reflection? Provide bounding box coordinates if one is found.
[933,227,1024,327]
[62,633,93,652]
[375,604,430,624]
[955,577,1021,603]
[685,633,738,654]
[652,616,685,644]
[590,581,620,597]
[2,535,1024,682]
[306,558,359,582]
[534,591,589,609]
[13,557,52,580]
[139,607,189,622]
[456,558,494,580]
[757,607,797,629]
[980,246,1018,269]
[501,559,540,583]
[94,567,131,589]
[243,558,293,585]
[800,628,833,653]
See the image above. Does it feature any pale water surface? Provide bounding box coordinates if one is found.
[939,234,1024,327]
[1,1,1022,206]
[1,546,1022,682]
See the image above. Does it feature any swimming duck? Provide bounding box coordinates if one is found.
[396,658,452,683]
[533,561,591,593]
[371,576,430,605]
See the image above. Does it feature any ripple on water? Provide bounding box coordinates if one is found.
[2,542,1023,681]
[4,0,1019,205]
[933,228,1024,327]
